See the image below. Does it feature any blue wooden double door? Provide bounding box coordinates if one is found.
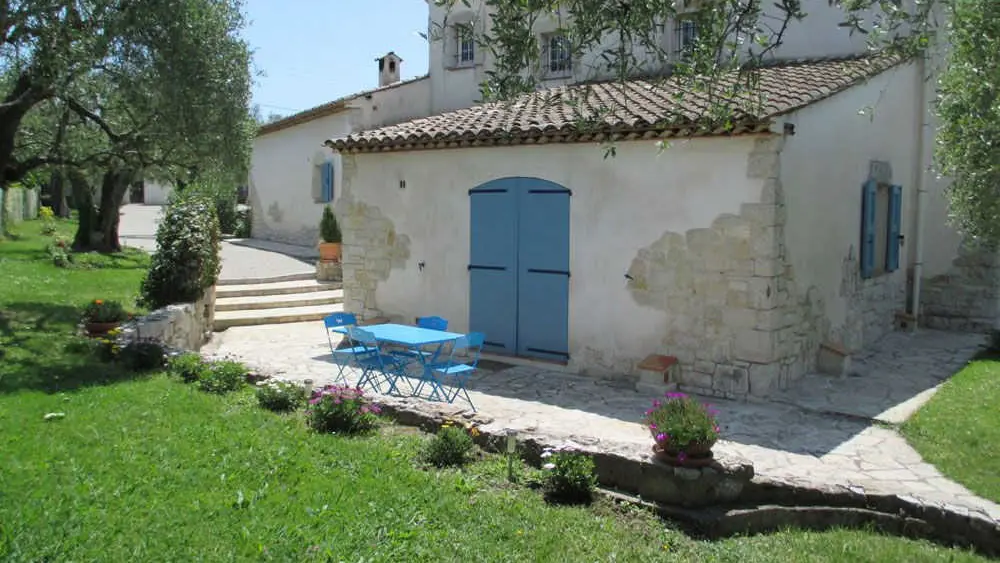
[468,177,570,362]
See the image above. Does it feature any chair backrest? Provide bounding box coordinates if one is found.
[324,312,358,329]
[416,315,448,331]
[449,331,485,368]
[347,326,378,346]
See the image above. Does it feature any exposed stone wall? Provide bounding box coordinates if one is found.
[833,251,907,351]
[921,243,1000,332]
[625,136,825,398]
[120,288,216,351]
[336,155,411,321]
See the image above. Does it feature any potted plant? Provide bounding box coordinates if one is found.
[318,205,342,262]
[82,299,129,336]
[643,392,721,468]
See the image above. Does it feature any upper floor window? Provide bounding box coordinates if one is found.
[456,24,475,66]
[545,34,572,76]
[675,18,698,57]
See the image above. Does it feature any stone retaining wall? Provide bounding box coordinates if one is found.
[922,243,1000,333]
[119,288,216,351]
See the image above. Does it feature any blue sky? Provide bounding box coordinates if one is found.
[244,0,430,117]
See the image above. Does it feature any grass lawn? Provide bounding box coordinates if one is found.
[903,358,1000,504]
[0,220,991,562]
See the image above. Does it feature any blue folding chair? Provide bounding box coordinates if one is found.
[347,326,407,395]
[415,332,485,411]
[416,316,449,331]
[323,312,369,383]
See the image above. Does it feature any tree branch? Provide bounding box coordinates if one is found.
[63,96,121,142]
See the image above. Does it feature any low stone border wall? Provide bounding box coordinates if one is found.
[352,387,1000,556]
[119,288,216,351]
[233,367,999,556]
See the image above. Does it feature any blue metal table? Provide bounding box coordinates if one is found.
[333,323,462,395]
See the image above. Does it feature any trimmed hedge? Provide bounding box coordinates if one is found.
[139,196,221,309]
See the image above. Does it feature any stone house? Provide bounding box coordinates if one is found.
[314,1,993,398]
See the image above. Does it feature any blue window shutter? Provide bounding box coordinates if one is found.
[860,180,877,279]
[321,161,334,202]
[886,184,902,272]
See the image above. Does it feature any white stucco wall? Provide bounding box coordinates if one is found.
[250,112,348,246]
[341,137,765,375]
[251,78,430,246]
[144,181,173,205]
[779,61,934,348]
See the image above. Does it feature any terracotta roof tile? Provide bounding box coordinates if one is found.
[327,53,901,153]
[258,74,430,136]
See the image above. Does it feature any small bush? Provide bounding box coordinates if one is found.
[139,196,221,310]
[540,446,597,504]
[234,207,252,238]
[305,385,381,434]
[119,340,168,372]
[255,379,308,412]
[168,353,208,383]
[319,205,341,243]
[197,360,248,394]
[46,235,71,267]
[422,421,478,468]
[39,206,57,235]
[82,299,129,323]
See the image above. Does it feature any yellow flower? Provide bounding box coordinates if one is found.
[94,299,103,305]
[469,427,480,437]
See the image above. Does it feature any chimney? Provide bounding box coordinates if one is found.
[376,51,402,87]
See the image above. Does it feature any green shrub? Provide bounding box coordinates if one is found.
[305,385,381,434]
[168,353,208,383]
[255,379,308,412]
[118,340,168,372]
[197,360,248,394]
[422,422,477,468]
[319,205,341,243]
[39,206,57,235]
[139,196,221,310]
[234,207,252,238]
[540,447,597,505]
[46,235,71,267]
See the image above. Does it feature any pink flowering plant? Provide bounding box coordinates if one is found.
[305,385,382,434]
[643,392,721,458]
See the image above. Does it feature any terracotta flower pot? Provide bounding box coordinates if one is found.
[318,241,342,262]
[651,439,716,468]
[85,321,121,337]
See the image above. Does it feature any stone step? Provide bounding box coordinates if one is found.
[216,272,315,286]
[214,289,344,312]
[213,302,344,331]
[215,279,341,299]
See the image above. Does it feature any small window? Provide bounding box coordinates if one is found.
[389,60,396,72]
[860,180,903,279]
[545,34,572,76]
[456,24,475,65]
[313,161,334,203]
[675,18,698,57]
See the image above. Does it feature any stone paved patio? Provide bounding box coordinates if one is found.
[204,323,1000,530]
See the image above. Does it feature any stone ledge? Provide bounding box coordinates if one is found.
[604,489,997,558]
[119,288,214,351]
[742,477,1000,557]
[249,369,1000,556]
